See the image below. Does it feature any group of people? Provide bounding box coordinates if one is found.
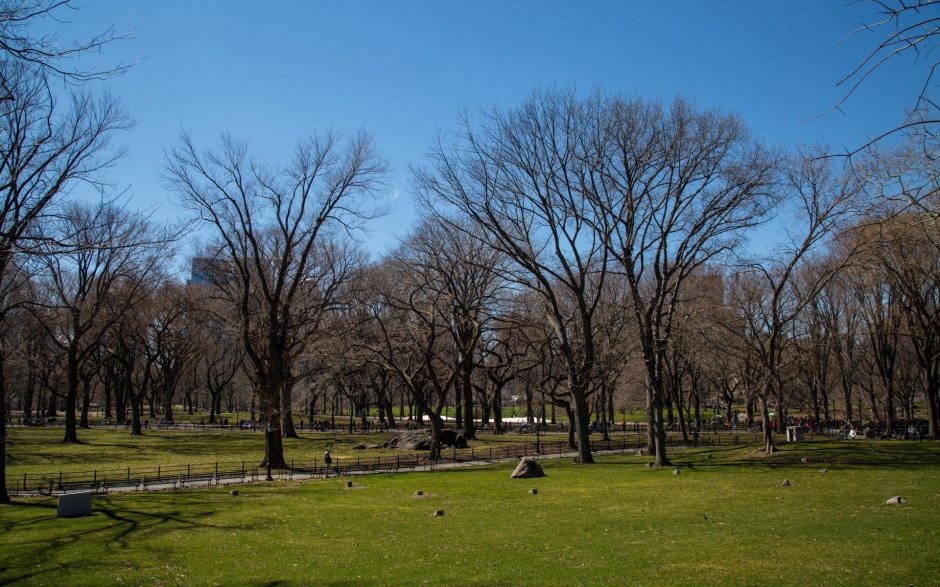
[298,419,333,431]
[838,423,922,440]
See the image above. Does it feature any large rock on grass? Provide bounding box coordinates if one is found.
[383,429,434,451]
[381,429,469,451]
[510,457,545,479]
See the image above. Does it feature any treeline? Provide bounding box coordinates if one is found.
[5,88,939,471]
[2,5,939,508]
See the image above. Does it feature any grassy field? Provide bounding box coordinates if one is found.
[1,436,938,586]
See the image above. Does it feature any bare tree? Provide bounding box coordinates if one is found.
[401,216,503,439]
[413,87,615,463]
[589,94,778,466]
[0,59,129,499]
[140,282,201,425]
[193,307,242,424]
[845,236,905,432]
[354,245,469,459]
[858,210,940,436]
[163,130,388,469]
[724,148,863,452]
[29,200,163,443]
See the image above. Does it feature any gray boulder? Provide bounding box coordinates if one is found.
[383,429,434,451]
[382,429,469,451]
[510,457,546,479]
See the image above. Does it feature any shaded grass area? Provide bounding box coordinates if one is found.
[2,441,938,586]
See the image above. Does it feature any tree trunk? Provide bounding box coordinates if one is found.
[491,387,503,434]
[129,393,144,436]
[843,387,854,423]
[62,347,80,444]
[564,404,576,450]
[426,412,444,460]
[761,395,777,453]
[281,379,298,439]
[569,378,595,464]
[651,381,670,467]
[261,419,287,469]
[208,388,219,424]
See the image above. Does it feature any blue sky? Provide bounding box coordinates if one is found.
[45,1,929,259]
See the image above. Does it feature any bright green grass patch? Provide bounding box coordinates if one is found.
[2,441,938,586]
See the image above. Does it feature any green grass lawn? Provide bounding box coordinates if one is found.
[2,438,938,586]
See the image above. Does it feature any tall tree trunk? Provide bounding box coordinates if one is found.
[564,404,576,450]
[491,387,503,435]
[208,388,218,424]
[262,417,286,469]
[281,379,298,439]
[383,394,396,429]
[761,394,777,453]
[129,393,144,436]
[569,378,595,464]
[63,347,80,444]
[650,380,670,466]
[426,412,444,460]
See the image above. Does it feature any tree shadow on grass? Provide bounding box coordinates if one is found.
[1,492,240,585]
[4,492,234,548]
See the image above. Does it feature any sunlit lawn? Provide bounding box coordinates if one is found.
[2,439,938,586]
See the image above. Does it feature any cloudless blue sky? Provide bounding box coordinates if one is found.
[42,1,930,259]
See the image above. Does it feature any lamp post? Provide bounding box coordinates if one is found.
[265,422,274,481]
